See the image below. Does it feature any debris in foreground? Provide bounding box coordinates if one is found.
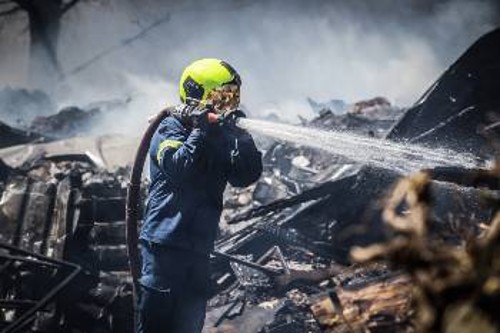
[0,27,498,333]
[351,171,500,333]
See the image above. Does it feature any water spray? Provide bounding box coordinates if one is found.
[234,117,483,173]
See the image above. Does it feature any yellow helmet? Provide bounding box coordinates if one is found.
[179,58,241,112]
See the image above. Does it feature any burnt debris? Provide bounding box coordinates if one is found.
[0,156,133,332]
[0,88,55,128]
[0,122,49,149]
[29,107,102,139]
[386,28,500,158]
[0,28,498,333]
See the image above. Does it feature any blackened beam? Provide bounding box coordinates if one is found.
[13,178,32,247]
[0,243,81,333]
[424,166,499,190]
[408,105,478,144]
[39,182,57,255]
[0,253,60,268]
[216,199,328,255]
[273,264,345,291]
[0,300,38,310]
[212,250,282,277]
[214,298,246,328]
[213,249,346,291]
[227,174,357,224]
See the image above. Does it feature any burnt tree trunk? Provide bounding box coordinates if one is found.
[10,0,80,89]
[26,0,63,89]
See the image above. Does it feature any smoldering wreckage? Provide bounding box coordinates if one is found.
[0,29,499,333]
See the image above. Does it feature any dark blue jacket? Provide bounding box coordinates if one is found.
[140,110,262,255]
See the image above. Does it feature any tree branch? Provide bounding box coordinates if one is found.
[9,0,28,11]
[61,0,80,15]
[0,5,20,16]
[66,13,171,77]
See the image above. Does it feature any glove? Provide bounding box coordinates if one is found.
[191,107,212,130]
[222,109,246,127]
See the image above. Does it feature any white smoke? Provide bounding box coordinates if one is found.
[0,0,498,131]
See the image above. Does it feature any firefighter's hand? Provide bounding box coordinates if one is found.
[223,109,246,127]
[191,108,212,130]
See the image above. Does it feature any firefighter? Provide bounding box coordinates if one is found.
[137,58,262,333]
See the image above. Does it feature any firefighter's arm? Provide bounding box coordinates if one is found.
[154,120,207,180]
[225,126,263,187]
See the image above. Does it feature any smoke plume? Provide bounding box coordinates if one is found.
[0,0,498,133]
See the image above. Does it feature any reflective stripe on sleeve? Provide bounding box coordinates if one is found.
[156,139,183,163]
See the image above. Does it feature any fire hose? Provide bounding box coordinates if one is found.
[125,108,233,305]
[126,107,172,300]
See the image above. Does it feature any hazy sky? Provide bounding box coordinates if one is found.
[0,0,498,129]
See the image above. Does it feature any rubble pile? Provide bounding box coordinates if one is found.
[0,88,56,148]
[0,156,134,332]
[0,88,131,145]
[28,97,132,139]
[351,170,500,333]
[0,95,412,332]
[0,121,48,149]
[0,88,55,127]
[29,107,102,138]
[307,96,401,138]
[0,28,497,333]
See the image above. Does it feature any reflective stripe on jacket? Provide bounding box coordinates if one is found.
[140,109,262,254]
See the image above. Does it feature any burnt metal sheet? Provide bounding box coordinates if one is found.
[386,27,500,157]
